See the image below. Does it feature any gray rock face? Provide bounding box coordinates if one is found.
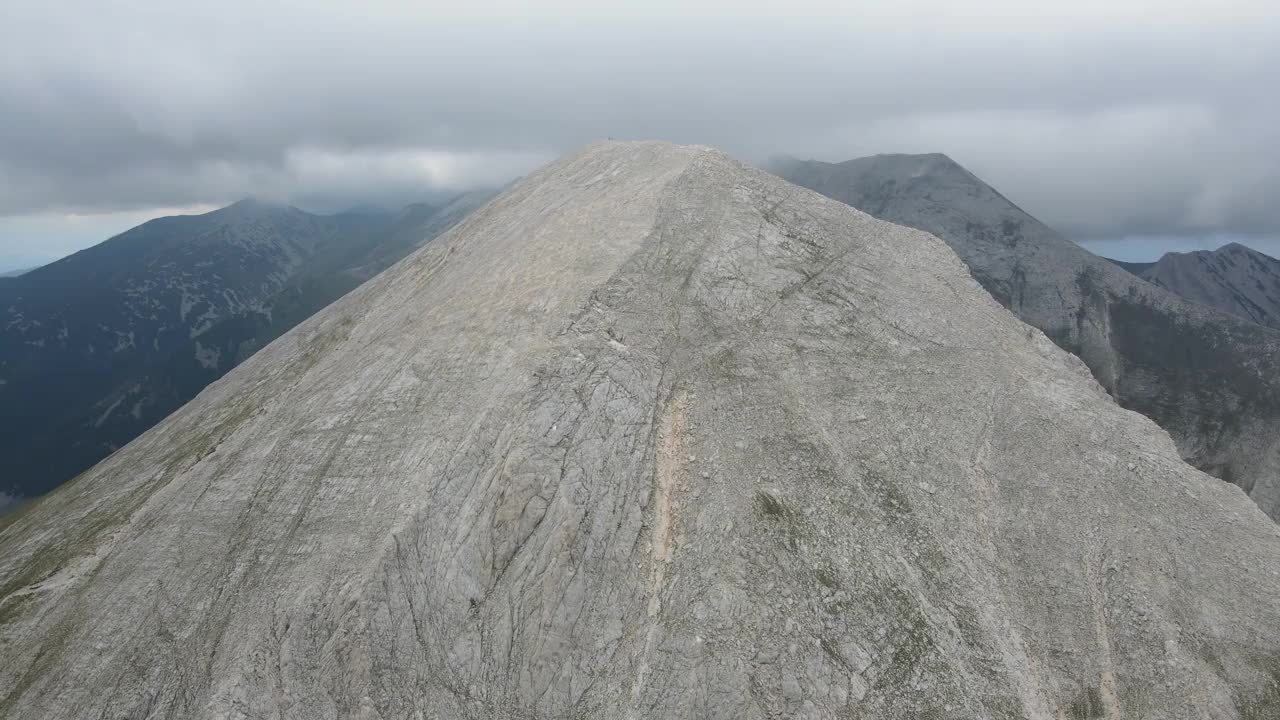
[774,153,1280,520]
[1126,243,1280,330]
[4,142,1280,718]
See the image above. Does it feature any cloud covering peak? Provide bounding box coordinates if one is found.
[3,0,1278,264]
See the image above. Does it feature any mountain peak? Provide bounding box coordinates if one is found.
[5,141,1280,718]
[867,150,956,163]
[776,146,1280,523]
[1218,241,1263,256]
[208,196,301,223]
[0,185,482,503]
[860,152,975,183]
[224,196,272,211]
[772,149,1033,236]
[1141,241,1280,329]
[1151,241,1271,264]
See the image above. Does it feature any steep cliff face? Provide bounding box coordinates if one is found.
[1126,243,1280,330]
[0,196,485,501]
[775,153,1280,520]
[3,142,1280,719]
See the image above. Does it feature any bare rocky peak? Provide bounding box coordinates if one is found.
[4,142,1280,718]
[210,196,307,223]
[1137,243,1280,330]
[775,153,1280,522]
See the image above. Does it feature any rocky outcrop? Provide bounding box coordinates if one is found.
[775,153,1280,521]
[0,196,484,502]
[3,142,1280,718]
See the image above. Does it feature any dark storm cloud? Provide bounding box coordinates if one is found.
[3,1,1279,246]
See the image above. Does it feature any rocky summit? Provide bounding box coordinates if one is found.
[1119,243,1280,331]
[3,142,1280,718]
[774,153,1280,522]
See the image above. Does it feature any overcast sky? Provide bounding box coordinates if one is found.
[3,0,1278,268]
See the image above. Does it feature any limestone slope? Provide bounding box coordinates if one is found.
[774,153,1280,520]
[3,142,1280,719]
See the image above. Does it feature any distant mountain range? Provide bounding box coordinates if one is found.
[0,192,492,503]
[0,265,39,278]
[1107,243,1280,330]
[774,153,1280,520]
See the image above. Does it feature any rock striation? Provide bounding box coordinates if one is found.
[3,142,1280,718]
[775,153,1280,521]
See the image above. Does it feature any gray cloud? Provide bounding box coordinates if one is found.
[3,1,1279,249]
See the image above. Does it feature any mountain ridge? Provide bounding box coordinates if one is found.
[3,141,1280,718]
[773,152,1280,521]
[1126,243,1280,330]
[0,193,489,502]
